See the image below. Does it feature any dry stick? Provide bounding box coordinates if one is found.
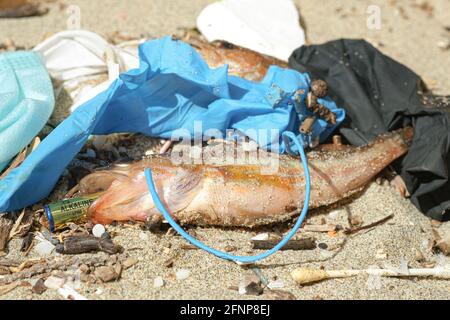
[0,282,20,295]
[8,209,25,240]
[303,224,337,233]
[292,267,450,285]
[0,137,40,179]
[251,236,316,251]
[344,214,394,235]
[0,216,13,253]
[56,235,120,255]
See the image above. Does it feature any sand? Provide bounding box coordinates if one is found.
[1,0,450,300]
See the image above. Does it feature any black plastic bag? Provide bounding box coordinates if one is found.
[289,39,450,221]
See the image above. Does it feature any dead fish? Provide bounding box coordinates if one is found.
[77,128,413,227]
[186,36,287,82]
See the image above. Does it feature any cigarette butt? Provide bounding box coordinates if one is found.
[291,268,357,285]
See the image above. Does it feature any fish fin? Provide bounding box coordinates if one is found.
[162,169,203,213]
[78,171,129,195]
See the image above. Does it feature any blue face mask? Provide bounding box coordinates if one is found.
[0,51,54,172]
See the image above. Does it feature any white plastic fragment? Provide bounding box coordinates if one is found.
[32,30,141,113]
[238,286,247,295]
[251,233,269,241]
[44,276,66,290]
[34,240,55,257]
[175,269,190,280]
[153,276,165,288]
[267,279,285,290]
[58,284,88,300]
[197,0,305,61]
[92,224,106,238]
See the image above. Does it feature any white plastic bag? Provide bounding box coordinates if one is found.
[197,0,305,61]
[33,30,142,111]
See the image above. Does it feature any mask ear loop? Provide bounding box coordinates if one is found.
[144,131,311,263]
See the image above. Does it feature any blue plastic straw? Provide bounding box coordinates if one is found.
[144,131,311,263]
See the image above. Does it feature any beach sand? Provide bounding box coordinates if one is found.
[1,0,450,300]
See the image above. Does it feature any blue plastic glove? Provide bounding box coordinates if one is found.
[0,37,342,212]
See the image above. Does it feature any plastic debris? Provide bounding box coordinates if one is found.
[58,284,88,300]
[44,276,66,290]
[250,233,269,241]
[197,0,305,61]
[92,224,106,238]
[33,30,140,114]
[289,38,450,221]
[34,240,55,257]
[267,279,284,290]
[238,274,263,295]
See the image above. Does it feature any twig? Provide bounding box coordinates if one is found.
[303,224,337,233]
[0,282,20,296]
[56,235,120,255]
[344,214,394,235]
[0,216,14,253]
[251,236,316,251]
[8,209,25,240]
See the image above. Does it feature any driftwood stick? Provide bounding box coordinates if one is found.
[0,216,14,253]
[55,235,120,255]
[251,236,316,251]
[344,214,394,235]
[303,224,337,233]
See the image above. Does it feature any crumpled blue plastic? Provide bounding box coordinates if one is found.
[0,51,54,172]
[0,36,344,212]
